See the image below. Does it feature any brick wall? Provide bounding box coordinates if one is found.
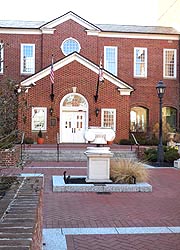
[0,146,21,168]
[0,17,179,144]
[0,176,43,250]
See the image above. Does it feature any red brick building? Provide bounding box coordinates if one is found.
[0,11,179,143]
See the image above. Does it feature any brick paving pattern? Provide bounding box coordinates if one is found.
[1,144,180,249]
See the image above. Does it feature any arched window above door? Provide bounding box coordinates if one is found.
[62,93,87,108]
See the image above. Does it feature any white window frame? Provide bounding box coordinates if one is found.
[32,107,47,131]
[163,49,177,79]
[21,44,35,74]
[134,47,147,78]
[101,108,116,131]
[61,37,81,56]
[104,46,118,76]
[0,42,4,74]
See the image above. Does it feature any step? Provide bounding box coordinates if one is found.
[22,149,138,162]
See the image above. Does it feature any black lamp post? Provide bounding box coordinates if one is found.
[156,80,166,167]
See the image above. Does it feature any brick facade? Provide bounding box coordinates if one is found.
[0,11,179,144]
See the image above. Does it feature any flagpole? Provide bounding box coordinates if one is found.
[94,55,104,102]
[50,54,54,102]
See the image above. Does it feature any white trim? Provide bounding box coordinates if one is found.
[101,108,116,132]
[61,37,81,56]
[20,43,35,74]
[86,30,180,40]
[31,107,47,131]
[104,46,118,76]
[0,28,42,35]
[20,52,133,95]
[134,47,147,78]
[41,12,100,31]
[59,93,89,143]
[163,48,177,79]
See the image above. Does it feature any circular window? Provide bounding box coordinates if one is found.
[61,37,81,56]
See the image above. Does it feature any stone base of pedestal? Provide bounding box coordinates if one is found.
[86,178,112,183]
[174,159,180,168]
[84,147,113,183]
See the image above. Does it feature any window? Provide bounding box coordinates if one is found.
[162,107,177,131]
[163,49,177,78]
[104,46,117,76]
[62,94,87,108]
[32,107,47,131]
[130,107,148,132]
[101,109,116,131]
[61,38,81,56]
[134,48,147,77]
[21,44,35,74]
[0,42,4,74]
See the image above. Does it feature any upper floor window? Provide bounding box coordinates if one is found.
[21,44,35,74]
[163,49,177,78]
[134,48,147,78]
[104,46,117,76]
[61,38,81,56]
[0,42,4,74]
[101,108,116,131]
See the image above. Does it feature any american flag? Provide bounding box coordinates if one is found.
[50,56,54,84]
[99,56,104,83]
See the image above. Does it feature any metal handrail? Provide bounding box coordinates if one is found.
[20,132,25,162]
[130,133,140,156]
[57,132,60,162]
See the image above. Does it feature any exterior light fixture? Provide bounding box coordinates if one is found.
[49,107,53,116]
[156,80,166,166]
[95,108,100,117]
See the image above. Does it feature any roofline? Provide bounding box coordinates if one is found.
[20,52,134,94]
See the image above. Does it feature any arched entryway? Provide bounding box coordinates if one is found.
[60,93,88,143]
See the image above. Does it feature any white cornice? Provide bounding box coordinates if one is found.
[41,12,100,31]
[0,28,41,35]
[20,52,133,95]
[86,30,179,40]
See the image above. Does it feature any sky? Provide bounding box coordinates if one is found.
[0,0,157,26]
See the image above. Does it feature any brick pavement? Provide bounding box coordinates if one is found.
[1,144,180,250]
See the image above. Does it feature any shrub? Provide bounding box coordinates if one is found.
[164,147,179,162]
[110,159,149,184]
[143,148,157,162]
[24,137,34,144]
[143,146,179,163]
[119,139,131,145]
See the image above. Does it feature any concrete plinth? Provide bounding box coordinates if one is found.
[84,147,113,183]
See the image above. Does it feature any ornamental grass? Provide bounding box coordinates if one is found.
[110,159,149,184]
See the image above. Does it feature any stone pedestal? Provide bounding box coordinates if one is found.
[84,147,113,183]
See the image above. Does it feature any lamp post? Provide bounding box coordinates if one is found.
[156,80,166,167]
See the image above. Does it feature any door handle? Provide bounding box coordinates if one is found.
[72,128,76,133]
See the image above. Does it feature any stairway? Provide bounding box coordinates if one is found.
[22,147,138,162]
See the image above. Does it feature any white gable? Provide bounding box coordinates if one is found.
[40,11,100,34]
[20,52,134,96]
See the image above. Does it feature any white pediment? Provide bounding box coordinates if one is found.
[20,52,134,95]
[40,11,100,32]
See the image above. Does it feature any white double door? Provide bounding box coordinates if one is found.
[61,111,86,143]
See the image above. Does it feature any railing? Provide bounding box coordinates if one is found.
[130,133,140,157]
[57,133,60,162]
[20,132,25,162]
